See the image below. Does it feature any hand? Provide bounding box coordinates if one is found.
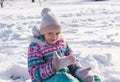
[52,51,76,71]
[75,67,94,82]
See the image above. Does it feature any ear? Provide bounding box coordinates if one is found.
[59,35,64,40]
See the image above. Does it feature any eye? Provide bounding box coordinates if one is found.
[56,32,61,35]
[47,32,53,35]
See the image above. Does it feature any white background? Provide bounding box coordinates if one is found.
[0,0,120,82]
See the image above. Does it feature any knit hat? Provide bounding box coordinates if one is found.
[40,8,61,35]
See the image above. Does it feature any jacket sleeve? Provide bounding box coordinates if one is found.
[28,43,56,81]
[64,43,81,75]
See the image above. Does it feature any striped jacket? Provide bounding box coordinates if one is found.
[28,28,80,82]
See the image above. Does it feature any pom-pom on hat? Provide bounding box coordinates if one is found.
[40,8,61,35]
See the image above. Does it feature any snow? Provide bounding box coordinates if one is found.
[0,0,120,82]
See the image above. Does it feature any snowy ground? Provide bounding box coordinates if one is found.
[0,0,120,82]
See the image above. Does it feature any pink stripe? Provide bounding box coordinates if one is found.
[41,47,57,55]
[28,53,43,59]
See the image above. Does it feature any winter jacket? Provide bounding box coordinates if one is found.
[28,27,81,82]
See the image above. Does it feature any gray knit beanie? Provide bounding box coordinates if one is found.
[40,8,61,35]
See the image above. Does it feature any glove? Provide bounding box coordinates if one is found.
[75,67,94,82]
[52,51,76,71]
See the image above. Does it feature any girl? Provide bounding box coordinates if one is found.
[28,8,101,82]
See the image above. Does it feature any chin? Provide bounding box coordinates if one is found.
[49,41,57,45]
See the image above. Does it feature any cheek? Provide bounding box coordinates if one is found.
[58,34,62,38]
[44,35,49,40]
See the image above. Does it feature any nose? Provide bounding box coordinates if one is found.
[51,34,57,39]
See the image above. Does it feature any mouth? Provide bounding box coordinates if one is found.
[49,39,56,42]
[47,39,57,44]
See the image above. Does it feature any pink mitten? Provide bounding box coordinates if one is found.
[52,51,76,71]
[75,67,94,82]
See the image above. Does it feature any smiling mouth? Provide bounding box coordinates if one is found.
[50,39,56,42]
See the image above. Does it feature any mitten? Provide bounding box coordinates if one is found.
[75,67,94,82]
[52,51,76,71]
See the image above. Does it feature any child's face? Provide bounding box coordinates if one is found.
[44,25,61,45]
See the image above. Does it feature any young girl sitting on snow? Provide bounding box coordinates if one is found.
[28,8,101,82]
